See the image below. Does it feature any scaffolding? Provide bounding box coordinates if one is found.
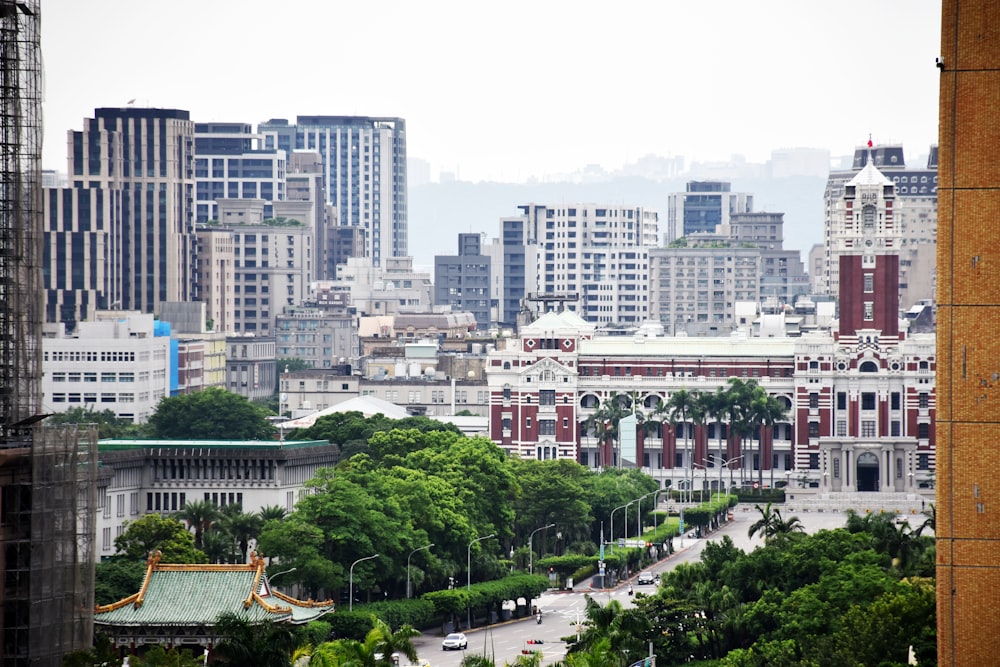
[0,1,98,665]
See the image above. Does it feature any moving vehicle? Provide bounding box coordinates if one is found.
[442,632,468,650]
[637,571,656,585]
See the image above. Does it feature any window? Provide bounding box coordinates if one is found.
[861,420,876,438]
[918,393,929,408]
[837,392,847,410]
[891,392,901,410]
[918,423,930,439]
[539,390,555,406]
[809,393,819,409]
[836,421,847,437]
[808,422,820,438]
[864,302,874,321]
[861,392,876,410]
[863,273,874,292]
[539,420,556,435]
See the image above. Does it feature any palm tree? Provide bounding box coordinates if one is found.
[725,378,752,487]
[747,502,778,542]
[585,393,632,468]
[218,504,264,563]
[690,393,711,498]
[759,394,788,490]
[174,499,220,550]
[259,504,288,524]
[666,389,697,502]
[703,388,730,494]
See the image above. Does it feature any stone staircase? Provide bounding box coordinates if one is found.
[781,491,933,517]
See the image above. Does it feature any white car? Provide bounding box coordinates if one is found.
[442,632,468,650]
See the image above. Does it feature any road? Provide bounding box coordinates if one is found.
[405,507,852,667]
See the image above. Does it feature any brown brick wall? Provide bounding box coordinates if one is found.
[937,2,1000,665]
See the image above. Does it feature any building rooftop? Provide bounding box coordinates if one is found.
[95,552,333,628]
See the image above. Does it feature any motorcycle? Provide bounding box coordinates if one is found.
[536,613,543,624]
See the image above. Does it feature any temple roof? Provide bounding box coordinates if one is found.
[95,552,333,628]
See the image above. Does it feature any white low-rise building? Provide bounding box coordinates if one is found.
[42,311,172,423]
[95,438,339,562]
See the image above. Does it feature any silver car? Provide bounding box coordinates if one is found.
[442,632,468,650]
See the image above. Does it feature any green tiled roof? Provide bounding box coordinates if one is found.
[98,438,330,452]
[95,559,333,627]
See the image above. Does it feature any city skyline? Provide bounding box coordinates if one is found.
[42,0,940,183]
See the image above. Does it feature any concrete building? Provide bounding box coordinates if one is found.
[193,122,286,223]
[194,228,237,334]
[274,306,356,369]
[498,203,658,327]
[41,312,173,424]
[434,233,492,330]
[666,181,753,243]
[226,335,276,402]
[204,198,315,335]
[935,3,1000,663]
[94,438,339,561]
[72,108,197,315]
[334,256,433,315]
[259,116,408,266]
[159,301,228,395]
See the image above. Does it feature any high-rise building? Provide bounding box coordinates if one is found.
[64,108,197,315]
[193,122,286,223]
[434,233,492,330]
[500,203,658,327]
[936,2,1000,664]
[259,116,407,266]
[666,181,753,243]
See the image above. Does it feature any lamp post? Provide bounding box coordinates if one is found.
[406,544,434,599]
[636,491,658,543]
[710,453,743,495]
[467,533,494,628]
[609,501,633,552]
[528,523,555,574]
[349,553,379,612]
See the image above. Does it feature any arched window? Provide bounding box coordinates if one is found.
[859,361,879,373]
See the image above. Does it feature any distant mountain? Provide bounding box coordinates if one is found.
[407,174,827,270]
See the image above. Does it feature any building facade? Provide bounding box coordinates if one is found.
[193,122,286,223]
[935,2,1000,664]
[259,116,407,266]
[434,233,492,330]
[41,312,173,424]
[94,438,339,561]
[499,203,658,327]
[666,181,753,243]
[226,335,276,401]
[72,108,197,315]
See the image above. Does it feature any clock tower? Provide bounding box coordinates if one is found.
[835,152,900,339]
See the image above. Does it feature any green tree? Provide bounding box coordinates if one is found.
[114,514,207,563]
[584,393,632,468]
[218,503,264,563]
[211,612,297,667]
[174,498,220,550]
[147,387,274,440]
[128,645,205,666]
[666,388,698,501]
[45,406,140,439]
[94,557,146,605]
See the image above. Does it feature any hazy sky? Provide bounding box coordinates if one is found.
[42,0,941,182]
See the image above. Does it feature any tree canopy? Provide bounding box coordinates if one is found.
[146,387,275,440]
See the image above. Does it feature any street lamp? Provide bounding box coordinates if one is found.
[710,454,743,495]
[467,533,495,628]
[406,544,434,599]
[349,553,379,612]
[609,501,633,552]
[528,523,555,574]
[636,491,658,542]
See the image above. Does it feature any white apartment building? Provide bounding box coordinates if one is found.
[333,256,433,315]
[502,203,659,327]
[41,312,172,423]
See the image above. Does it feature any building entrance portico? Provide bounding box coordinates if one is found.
[856,451,879,492]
